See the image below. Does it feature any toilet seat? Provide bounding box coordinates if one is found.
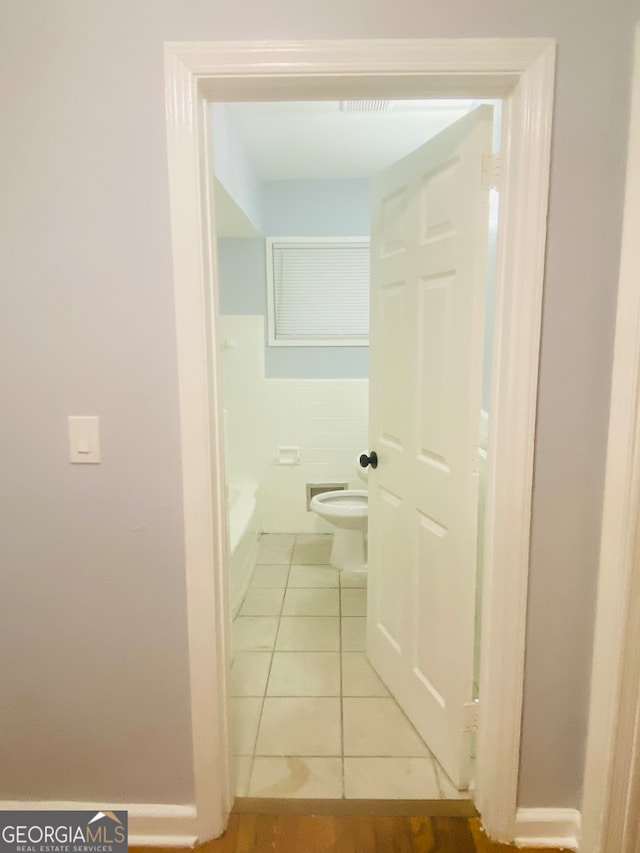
[311,489,367,518]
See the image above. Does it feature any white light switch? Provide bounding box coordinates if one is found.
[68,416,101,464]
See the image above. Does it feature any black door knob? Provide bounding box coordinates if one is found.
[359,451,378,470]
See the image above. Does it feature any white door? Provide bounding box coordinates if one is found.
[367,106,493,790]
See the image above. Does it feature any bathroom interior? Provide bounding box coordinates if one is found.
[211,99,499,801]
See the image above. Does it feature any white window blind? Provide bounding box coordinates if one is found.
[267,239,370,346]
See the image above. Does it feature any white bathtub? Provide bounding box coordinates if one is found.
[227,483,259,617]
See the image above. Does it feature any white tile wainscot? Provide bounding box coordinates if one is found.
[220,316,369,534]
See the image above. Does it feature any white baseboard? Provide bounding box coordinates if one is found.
[0,801,199,847]
[129,835,198,847]
[514,808,581,850]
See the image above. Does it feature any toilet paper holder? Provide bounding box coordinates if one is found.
[275,446,300,465]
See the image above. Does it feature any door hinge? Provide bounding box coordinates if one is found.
[463,699,480,732]
[481,153,500,190]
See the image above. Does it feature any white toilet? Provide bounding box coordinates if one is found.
[309,457,370,572]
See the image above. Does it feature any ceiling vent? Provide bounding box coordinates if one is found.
[339,99,392,113]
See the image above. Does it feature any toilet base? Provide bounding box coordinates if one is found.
[329,528,367,573]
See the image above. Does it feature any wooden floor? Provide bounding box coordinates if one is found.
[136,814,570,852]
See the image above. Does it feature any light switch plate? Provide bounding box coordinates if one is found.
[68,416,101,464]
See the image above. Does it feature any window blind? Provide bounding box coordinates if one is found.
[271,241,370,343]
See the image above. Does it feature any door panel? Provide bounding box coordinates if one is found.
[380,281,410,449]
[368,105,493,790]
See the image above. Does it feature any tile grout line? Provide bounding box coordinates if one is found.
[238,534,473,801]
[339,569,346,799]
[261,535,343,799]
[246,535,295,796]
[430,749,444,799]
[241,538,465,801]
[231,540,265,794]
[246,753,433,758]
[248,692,405,699]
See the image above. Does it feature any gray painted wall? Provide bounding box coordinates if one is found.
[0,0,637,810]
[217,179,370,379]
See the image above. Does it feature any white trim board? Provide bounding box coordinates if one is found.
[581,22,640,853]
[0,802,198,848]
[164,38,555,844]
[514,808,581,851]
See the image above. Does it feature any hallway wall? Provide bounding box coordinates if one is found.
[0,0,637,810]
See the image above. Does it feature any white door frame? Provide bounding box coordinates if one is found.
[580,23,640,853]
[164,38,555,844]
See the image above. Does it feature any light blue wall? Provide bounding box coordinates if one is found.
[217,238,266,315]
[211,104,263,232]
[217,179,370,379]
[263,178,370,237]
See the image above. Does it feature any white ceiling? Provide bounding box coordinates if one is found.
[224,99,479,181]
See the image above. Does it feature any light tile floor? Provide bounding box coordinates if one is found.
[231,533,472,800]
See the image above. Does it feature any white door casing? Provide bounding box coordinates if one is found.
[368,106,493,790]
[164,40,555,845]
[581,22,640,853]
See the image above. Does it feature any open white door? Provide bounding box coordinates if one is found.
[367,106,493,790]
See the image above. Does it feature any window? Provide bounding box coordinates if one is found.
[266,237,370,346]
